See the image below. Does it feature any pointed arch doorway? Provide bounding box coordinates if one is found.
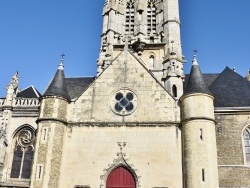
[106,166,136,188]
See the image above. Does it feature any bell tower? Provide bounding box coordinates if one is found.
[98,0,184,98]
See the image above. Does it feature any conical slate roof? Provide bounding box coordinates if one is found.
[184,55,212,96]
[43,61,70,101]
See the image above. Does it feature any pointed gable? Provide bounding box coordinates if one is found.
[17,86,41,98]
[209,67,250,107]
[70,50,178,123]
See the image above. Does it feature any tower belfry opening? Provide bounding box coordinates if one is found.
[98,0,185,98]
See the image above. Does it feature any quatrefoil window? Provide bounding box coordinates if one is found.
[111,90,137,115]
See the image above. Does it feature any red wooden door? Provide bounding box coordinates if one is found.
[106,167,136,188]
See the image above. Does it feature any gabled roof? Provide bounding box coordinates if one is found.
[209,67,250,107]
[17,85,41,98]
[65,77,95,100]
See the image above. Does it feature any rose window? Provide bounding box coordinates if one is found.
[111,90,137,115]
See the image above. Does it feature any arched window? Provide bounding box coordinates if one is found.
[243,127,250,164]
[106,166,136,188]
[125,0,135,34]
[172,85,177,98]
[147,0,156,35]
[10,127,35,179]
[149,54,155,68]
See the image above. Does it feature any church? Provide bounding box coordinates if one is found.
[1,0,250,188]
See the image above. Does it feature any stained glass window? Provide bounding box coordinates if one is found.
[10,127,35,179]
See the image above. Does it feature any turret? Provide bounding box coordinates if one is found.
[30,56,69,188]
[180,55,219,188]
[39,57,70,122]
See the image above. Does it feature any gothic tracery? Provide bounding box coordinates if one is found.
[10,127,35,179]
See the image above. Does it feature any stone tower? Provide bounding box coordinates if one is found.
[180,55,219,188]
[98,0,185,98]
[30,60,70,188]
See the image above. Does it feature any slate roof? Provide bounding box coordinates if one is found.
[209,67,250,107]
[43,65,70,101]
[184,64,212,96]
[65,77,95,100]
[184,67,250,107]
[184,74,219,89]
[17,86,41,98]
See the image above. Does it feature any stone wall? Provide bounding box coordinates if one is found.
[215,112,250,187]
[69,51,179,123]
[59,125,182,188]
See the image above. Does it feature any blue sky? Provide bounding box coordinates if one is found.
[0,0,250,97]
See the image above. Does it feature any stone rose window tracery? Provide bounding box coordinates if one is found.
[10,127,35,179]
[111,89,137,115]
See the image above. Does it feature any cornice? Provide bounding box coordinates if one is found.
[67,122,180,127]
[215,107,250,115]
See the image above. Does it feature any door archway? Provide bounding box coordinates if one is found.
[106,166,136,188]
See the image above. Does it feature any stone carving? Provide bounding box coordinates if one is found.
[6,72,19,97]
[132,39,146,55]
[126,0,136,6]
[217,126,223,134]
[17,129,35,148]
[148,0,156,6]
[100,142,141,188]
[0,128,7,164]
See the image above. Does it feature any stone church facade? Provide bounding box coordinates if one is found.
[1,0,250,188]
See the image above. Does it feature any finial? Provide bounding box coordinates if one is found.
[192,49,198,65]
[58,53,65,70]
[117,142,126,152]
[233,67,236,72]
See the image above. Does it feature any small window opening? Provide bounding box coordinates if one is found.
[36,164,43,180]
[38,165,42,179]
[149,55,155,68]
[138,11,142,21]
[172,85,177,98]
[150,37,154,43]
[200,129,203,140]
[42,127,47,142]
[202,168,205,182]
